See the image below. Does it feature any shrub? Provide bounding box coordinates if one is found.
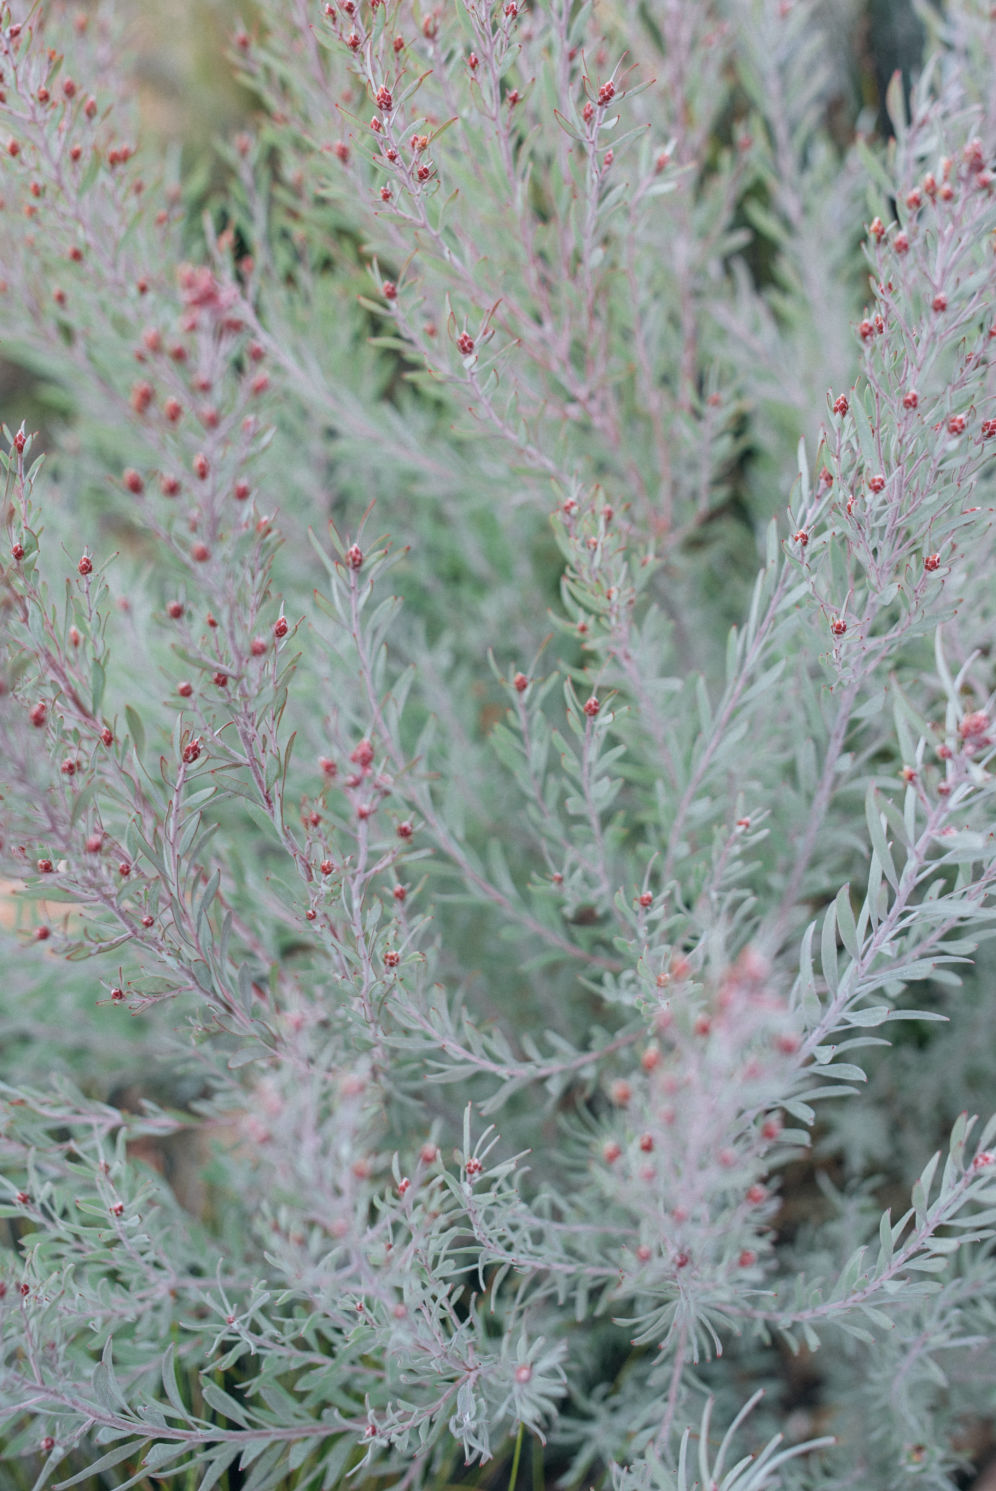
[1,1,996,1488]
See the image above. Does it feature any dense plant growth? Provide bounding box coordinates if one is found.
[2,1,996,1487]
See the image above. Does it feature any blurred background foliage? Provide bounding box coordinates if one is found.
[1,0,926,442]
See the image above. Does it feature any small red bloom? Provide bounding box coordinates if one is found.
[959,710,989,740]
[122,468,144,494]
[345,544,363,569]
[583,696,600,717]
[78,554,93,575]
[832,394,848,415]
[130,381,153,414]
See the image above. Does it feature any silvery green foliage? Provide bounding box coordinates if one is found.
[611,1393,834,1491]
[1,1,996,1489]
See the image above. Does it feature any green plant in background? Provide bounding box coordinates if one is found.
[1,1,996,1489]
